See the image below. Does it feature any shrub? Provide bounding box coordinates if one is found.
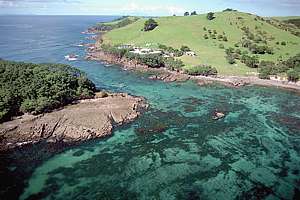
[184,12,190,16]
[203,34,209,39]
[226,54,236,64]
[242,50,249,55]
[223,36,228,42]
[207,12,215,20]
[180,45,191,52]
[164,57,184,71]
[158,44,184,57]
[281,41,287,46]
[241,55,259,68]
[137,54,164,68]
[287,69,299,82]
[258,60,276,79]
[225,47,235,54]
[203,27,207,31]
[191,11,197,15]
[258,67,271,79]
[235,49,242,55]
[217,35,223,40]
[144,18,158,31]
[185,65,218,76]
[219,44,225,49]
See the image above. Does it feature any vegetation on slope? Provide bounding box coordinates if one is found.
[90,16,139,32]
[0,60,96,122]
[101,11,300,76]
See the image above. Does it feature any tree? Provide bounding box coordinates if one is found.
[180,45,191,52]
[223,8,237,12]
[191,11,197,15]
[185,65,218,76]
[144,18,158,31]
[0,60,96,122]
[281,41,287,46]
[184,12,190,16]
[164,58,184,71]
[207,12,215,20]
[226,54,236,64]
[287,69,299,82]
[258,67,271,79]
[241,55,259,68]
[137,54,164,68]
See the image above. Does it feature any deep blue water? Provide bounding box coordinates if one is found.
[0,16,300,200]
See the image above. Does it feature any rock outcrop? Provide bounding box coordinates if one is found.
[0,93,147,151]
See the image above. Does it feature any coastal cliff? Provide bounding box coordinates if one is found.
[0,93,148,151]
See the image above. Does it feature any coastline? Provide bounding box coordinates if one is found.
[0,93,148,152]
[86,44,300,92]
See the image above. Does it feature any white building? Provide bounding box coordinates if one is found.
[185,51,197,56]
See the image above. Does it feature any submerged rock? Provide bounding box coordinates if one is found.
[0,93,148,151]
[212,111,226,120]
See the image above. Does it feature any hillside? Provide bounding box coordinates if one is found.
[101,11,300,76]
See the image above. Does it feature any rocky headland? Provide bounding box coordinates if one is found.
[0,93,148,151]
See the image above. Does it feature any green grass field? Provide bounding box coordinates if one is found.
[101,11,300,76]
[272,16,300,21]
[100,16,139,25]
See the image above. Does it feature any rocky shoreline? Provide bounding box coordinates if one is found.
[0,93,148,152]
[86,44,300,92]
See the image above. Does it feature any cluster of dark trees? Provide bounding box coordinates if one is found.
[184,11,198,16]
[263,17,300,37]
[0,60,96,122]
[102,45,218,76]
[144,18,158,31]
[158,44,190,57]
[258,54,300,81]
[207,12,215,20]
[101,44,184,70]
[203,28,228,41]
[240,27,274,55]
[91,16,139,32]
[225,47,260,67]
[223,8,237,12]
[284,19,300,29]
[184,65,218,76]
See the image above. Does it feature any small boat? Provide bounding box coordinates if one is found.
[64,54,79,61]
[75,43,84,47]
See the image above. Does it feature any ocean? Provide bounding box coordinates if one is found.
[0,15,300,200]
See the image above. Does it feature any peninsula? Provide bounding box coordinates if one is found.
[0,60,147,151]
[86,11,300,90]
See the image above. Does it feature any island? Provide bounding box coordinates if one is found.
[0,60,147,151]
[86,11,300,90]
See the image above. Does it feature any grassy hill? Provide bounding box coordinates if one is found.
[101,11,300,76]
[272,16,300,21]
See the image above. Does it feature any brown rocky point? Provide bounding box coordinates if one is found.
[0,93,148,151]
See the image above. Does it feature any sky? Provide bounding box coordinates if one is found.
[0,0,299,16]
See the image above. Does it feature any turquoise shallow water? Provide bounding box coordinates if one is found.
[0,16,300,200]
